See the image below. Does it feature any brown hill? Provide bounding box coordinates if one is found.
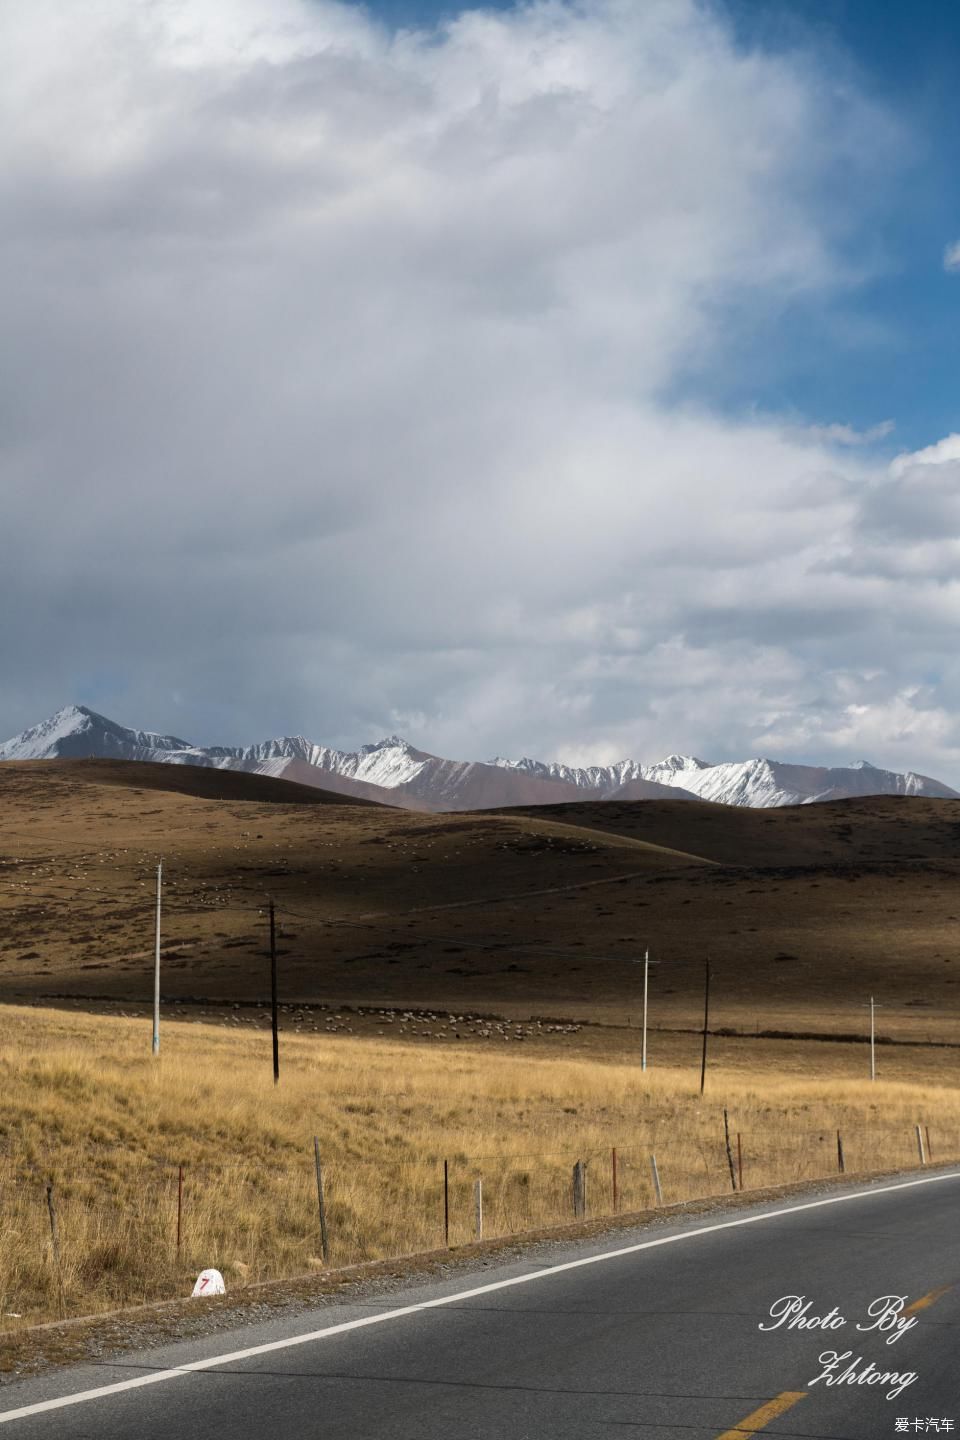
[22,757,384,807]
[607,778,698,802]
[2,763,960,1050]
[492,793,960,867]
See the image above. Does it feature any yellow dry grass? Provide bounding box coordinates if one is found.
[1,1003,958,1329]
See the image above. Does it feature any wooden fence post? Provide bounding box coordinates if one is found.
[650,1153,663,1206]
[723,1109,736,1192]
[611,1148,619,1214]
[474,1178,483,1241]
[916,1124,926,1166]
[313,1137,329,1264]
[836,1130,845,1174]
[45,1183,65,1321]
[176,1164,184,1256]
[925,1125,933,1162]
[737,1132,743,1192]
[572,1160,586,1219]
[443,1159,450,1246]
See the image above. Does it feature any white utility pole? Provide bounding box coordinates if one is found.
[631,947,658,1072]
[152,860,162,1056]
[641,947,650,1072]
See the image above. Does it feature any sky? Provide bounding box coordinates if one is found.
[2,0,960,777]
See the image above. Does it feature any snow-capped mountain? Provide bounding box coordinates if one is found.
[0,705,192,761]
[1,705,957,811]
[492,749,957,807]
[492,751,709,794]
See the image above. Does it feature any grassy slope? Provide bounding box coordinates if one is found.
[3,763,960,1039]
[1,1004,957,1327]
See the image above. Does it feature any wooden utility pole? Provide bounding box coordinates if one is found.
[152,860,162,1056]
[699,959,710,1096]
[270,900,279,1085]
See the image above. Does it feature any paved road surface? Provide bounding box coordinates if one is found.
[1,1172,957,1439]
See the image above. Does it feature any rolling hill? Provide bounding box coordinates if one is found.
[2,759,960,1051]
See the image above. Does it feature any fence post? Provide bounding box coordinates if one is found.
[723,1109,736,1192]
[176,1164,184,1257]
[650,1153,663,1206]
[45,1183,66,1321]
[611,1148,619,1214]
[925,1125,933,1162]
[737,1132,743,1192]
[474,1178,483,1241]
[314,1137,330,1264]
[916,1124,926,1166]
[572,1160,586,1220]
[836,1130,845,1174]
[443,1159,450,1246]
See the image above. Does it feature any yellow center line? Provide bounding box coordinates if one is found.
[906,1282,953,1314]
[715,1391,807,1438]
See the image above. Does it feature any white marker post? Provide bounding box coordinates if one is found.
[152,861,162,1056]
[191,1268,225,1297]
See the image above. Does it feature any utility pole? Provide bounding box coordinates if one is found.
[152,860,162,1056]
[699,958,710,1096]
[270,899,280,1085]
[642,947,650,1072]
[629,948,658,1071]
[640,949,662,1071]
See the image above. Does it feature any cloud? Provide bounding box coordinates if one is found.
[3,0,954,781]
[944,239,960,272]
[804,420,894,447]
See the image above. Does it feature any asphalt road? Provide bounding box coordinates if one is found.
[1,1172,958,1439]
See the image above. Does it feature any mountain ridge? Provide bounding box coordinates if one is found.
[0,704,955,811]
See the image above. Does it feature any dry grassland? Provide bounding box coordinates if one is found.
[1,1004,957,1330]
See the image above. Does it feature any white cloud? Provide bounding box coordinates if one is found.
[889,432,960,476]
[2,0,953,781]
[804,419,894,447]
[943,239,960,272]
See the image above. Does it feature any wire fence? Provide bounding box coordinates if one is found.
[1,1119,954,1328]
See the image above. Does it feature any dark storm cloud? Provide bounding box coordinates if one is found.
[3,0,958,781]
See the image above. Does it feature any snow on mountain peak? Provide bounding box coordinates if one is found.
[1,706,957,809]
[0,703,98,759]
[649,754,711,773]
[360,735,413,755]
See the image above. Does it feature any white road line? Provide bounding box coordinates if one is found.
[1,1170,957,1426]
